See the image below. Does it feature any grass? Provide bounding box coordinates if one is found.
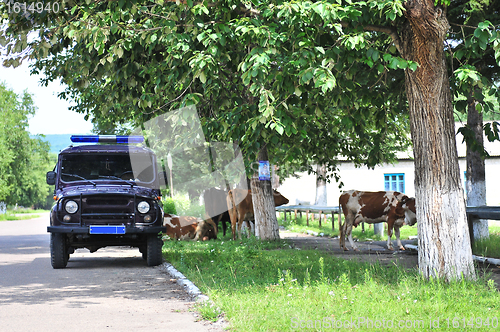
[0,208,48,221]
[162,236,500,331]
[473,226,500,259]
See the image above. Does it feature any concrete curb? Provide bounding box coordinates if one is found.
[405,244,500,266]
[160,262,209,302]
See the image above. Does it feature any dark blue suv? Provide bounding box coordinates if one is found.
[46,135,165,268]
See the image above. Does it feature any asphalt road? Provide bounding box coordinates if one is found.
[0,213,224,332]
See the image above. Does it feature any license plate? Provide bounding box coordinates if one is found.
[89,225,126,234]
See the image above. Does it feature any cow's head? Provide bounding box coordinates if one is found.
[401,197,417,226]
[273,190,289,206]
[198,219,217,240]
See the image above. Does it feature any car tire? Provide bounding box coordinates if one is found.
[146,234,163,266]
[139,246,147,260]
[51,233,68,269]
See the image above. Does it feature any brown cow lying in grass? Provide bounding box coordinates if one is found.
[163,214,217,241]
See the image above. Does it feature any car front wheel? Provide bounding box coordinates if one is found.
[50,233,69,269]
[146,234,163,266]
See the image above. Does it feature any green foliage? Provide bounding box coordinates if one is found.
[0,0,414,179]
[163,197,177,215]
[0,208,48,221]
[0,82,53,208]
[449,1,500,145]
[163,193,205,218]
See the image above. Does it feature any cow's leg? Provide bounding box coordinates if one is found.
[339,219,344,250]
[230,214,237,241]
[222,219,227,237]
[346,222,358,251]
[237,218,244,240]
[394,225,404,250]
[386,220,394,250]
[214,214,223,235]
[244,220,252,238]
[340,212,354,251]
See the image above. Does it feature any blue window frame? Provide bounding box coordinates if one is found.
[384,173,405,193]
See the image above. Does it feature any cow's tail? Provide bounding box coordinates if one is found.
[338,193,346,249]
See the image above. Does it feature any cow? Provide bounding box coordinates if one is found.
[203,188,231,236]
[338,190,416,251]
[164,214,217,241]
[226,188,289,240]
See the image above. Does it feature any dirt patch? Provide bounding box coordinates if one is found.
[280,230,500,288]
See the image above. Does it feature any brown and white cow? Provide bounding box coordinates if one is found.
[339,190,416,251]
[164,214,217,241]
[226,188,289,240]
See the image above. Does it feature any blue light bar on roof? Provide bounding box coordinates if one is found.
[70,135,145,144]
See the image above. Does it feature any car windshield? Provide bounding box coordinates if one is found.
[60,153,155,183]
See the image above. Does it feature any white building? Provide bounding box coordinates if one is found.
[279,123,500,206]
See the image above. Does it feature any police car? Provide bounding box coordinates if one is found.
[46,135,165,268]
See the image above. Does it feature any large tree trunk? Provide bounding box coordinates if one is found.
[250,146,280,240]
[314,164,327,206]
[466,93,489,240]
[401,0,475,280]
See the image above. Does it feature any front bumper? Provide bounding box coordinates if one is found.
[47,225,166,234]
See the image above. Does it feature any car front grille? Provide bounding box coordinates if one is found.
[81,195,134,224]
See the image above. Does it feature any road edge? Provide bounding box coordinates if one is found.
[160,262,210,302]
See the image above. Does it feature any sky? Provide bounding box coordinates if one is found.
[0,60,93,135]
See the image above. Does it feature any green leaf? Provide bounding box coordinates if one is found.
[315,47,325,54]
[408,62,418,71]
[294,86,302,97]
[478,21,490,29]
[300,69,313,84]
[397,60,408,69]
[275,124,284,135]
[199,71,207,84]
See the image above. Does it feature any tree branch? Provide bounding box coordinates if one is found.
[340,21,404,57]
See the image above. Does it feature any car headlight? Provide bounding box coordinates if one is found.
[137,201,150,214]
[65,200,78,214]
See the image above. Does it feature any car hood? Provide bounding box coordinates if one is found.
[56,185,159,199]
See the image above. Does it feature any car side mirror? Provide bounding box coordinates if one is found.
[46,171,57,185]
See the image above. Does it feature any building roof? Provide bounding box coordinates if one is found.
[393,121,500,160]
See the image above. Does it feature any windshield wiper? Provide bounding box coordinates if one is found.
[61,173,97,186]
[98,175,135,187]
